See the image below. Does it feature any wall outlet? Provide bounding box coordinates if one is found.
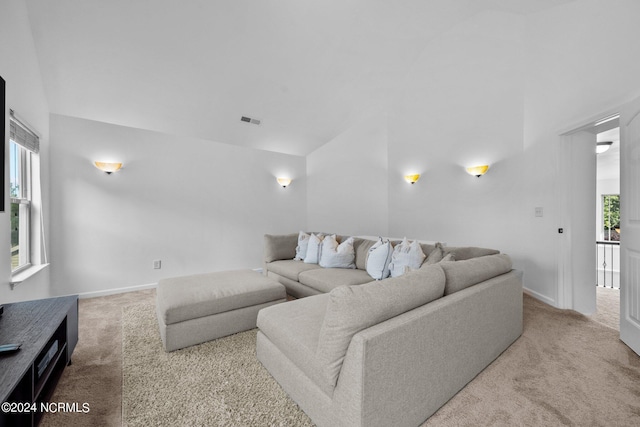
[153,260,162,269]
[535,207,543,217]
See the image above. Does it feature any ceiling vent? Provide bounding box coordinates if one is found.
[241,116,261,125]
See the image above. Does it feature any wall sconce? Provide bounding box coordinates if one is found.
[94,161,123,174]
[596,141,613,154]
[466,165,489,178]
[404,174,420,184]
[276,177,292,188]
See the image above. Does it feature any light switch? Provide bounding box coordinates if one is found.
[535,207,543,217]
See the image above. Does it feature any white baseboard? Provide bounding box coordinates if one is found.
[523,286,557,308]
[77,282,158,299]
[78,269,264,300]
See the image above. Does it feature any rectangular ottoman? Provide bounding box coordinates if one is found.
[156,269,286,352]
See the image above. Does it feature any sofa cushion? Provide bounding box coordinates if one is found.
[264,233,298,263]
[440,253,512,295]
[419,243,436,259]
[157,270,286,325]
[257,294,330,394]
[354,238,376,270]
[316,264,446,392]
[319,235,356,269]
[444,246,500,261]
[441,252,455,262]
[298,268,373,293]
[422,242,445,266]
[266,260,323,282]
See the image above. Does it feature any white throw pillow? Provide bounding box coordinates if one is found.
[304,233,324,264]
[294,231,310,260]
[366,237,393,280]
[389,237,426,278]
[319,235,356,269]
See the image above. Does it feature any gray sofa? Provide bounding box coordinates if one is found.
[257,233,523,427]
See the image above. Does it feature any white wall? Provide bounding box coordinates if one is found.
[305,11,528,275]
[305,1,640,310]
[0,0,51,303]
[303,12,539,265]
[386,10,526,261]
[307,114,388,236]
[49,114,306,296]
[521,0,640,307]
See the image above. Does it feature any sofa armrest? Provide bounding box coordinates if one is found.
[264,233,298,263]
[332,270,523,427]
[444,246,500,260]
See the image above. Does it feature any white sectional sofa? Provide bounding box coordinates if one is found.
[257,233,523,427]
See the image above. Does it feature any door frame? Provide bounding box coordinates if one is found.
[557,109,620,313]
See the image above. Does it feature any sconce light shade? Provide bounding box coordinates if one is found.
[94,161,123,174]
[596,141,613,154]
[276,177,292,188]
[404,174,421,184]
[466,165,489,178]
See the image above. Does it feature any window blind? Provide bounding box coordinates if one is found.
[9,110,39,153]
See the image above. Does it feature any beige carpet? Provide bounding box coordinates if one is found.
[591,286,620,330]
[423,294,639,426]
[40,289,156,427]
[42,289,639,426]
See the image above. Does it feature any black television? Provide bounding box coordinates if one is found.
[1,76,5,317]
[1,75,4,213]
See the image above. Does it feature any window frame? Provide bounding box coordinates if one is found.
[9,124,34,274]
[602,193,620,242]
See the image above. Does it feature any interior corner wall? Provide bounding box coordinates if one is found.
[0,0,51,303]
[48,114,306,296]
[387,11,527,265]
[306,114,389,236]
[521,0,640,307]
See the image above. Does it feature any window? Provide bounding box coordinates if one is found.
[602,194,620,241]
[9,112,39,273]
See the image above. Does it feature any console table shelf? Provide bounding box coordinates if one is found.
[0,296,78,427]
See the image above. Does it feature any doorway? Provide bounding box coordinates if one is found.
[561,99,640,356]
[558,114,619,315]
[594,126,620,330]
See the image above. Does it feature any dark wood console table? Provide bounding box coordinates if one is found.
[0,296,78,427]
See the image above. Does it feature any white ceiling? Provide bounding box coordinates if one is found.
[25,0,573,156]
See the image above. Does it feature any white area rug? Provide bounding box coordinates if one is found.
[121,304,312,427]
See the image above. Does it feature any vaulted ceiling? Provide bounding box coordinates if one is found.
[25,0,573,156]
